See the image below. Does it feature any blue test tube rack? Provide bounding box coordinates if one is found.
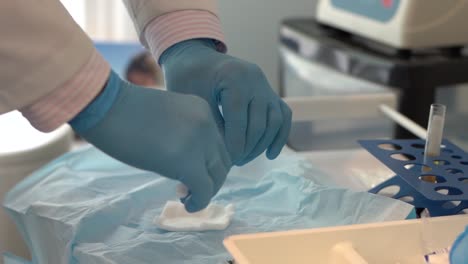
[359,139,468,216]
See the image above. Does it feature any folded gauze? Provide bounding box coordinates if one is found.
[155,201,235,232]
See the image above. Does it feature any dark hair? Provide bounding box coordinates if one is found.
[125,52,160,83]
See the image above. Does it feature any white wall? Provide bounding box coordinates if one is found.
[61,0,137,41]
[218,0,317,91]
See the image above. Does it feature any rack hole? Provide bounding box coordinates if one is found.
[411,143,425,149]
[461,161,468,165]
[433,160,450,166]
[435,186,463,196]
[378,143,402,151]
[377,185,400,197]
[391,153,416,161]
[452,155,462,159]
[459,178,468,183]
[446,168,463,175]
[404,163,431,172]
[399,196,414,203]
[419,175,446,183]
[442,201,462,209]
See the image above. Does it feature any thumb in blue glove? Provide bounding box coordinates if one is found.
[160,39,292,166]
[69,70,231,212]
[450,225,468,263]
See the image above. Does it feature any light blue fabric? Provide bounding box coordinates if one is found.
[160,39,292,166]
[3,147,413,264]
[69,70,231,213]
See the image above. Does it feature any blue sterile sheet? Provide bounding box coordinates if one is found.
[3,146,413,264]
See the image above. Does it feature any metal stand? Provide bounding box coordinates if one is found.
[280,18,468,138]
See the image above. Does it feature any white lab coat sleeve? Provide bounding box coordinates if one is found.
[20,50,109,132]
[144,10,226,61]
[0,1,99,115]
[122,0,219,44]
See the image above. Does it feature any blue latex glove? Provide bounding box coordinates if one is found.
[69,70,231,212]
[450,226,468,263]
[160,39,292,166]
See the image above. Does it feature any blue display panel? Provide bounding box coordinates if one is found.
[331,0,400,22]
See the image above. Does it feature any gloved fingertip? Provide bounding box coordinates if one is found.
[184,197,208,213]
[184,202,202,213]
[266,148,281,160]
[235,156,255,166]
[234,159,249,167]
[224,122,248,166]
[236,154,260,166]
[227,148,244,165]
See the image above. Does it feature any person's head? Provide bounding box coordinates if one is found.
[125,52,163,87]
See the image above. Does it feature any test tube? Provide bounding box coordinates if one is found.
[422,104,446,182]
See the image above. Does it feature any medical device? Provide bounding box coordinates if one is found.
[316,0,468,49]
[280,15,468,141]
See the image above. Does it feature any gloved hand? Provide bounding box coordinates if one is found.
[450,226,468,263]
[69,70,231,212]
[160,39,292,166]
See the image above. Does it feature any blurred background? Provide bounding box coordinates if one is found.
[61,0,318,91]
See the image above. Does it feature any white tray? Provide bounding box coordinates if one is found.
[224,215,468,264]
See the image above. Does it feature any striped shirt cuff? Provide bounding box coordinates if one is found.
[145,10,227,62]
[20,50,110,132]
